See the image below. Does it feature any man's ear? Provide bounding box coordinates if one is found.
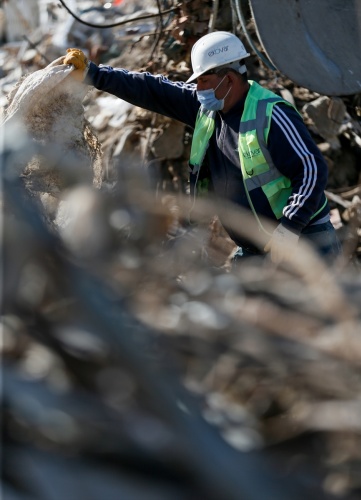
[227,72,235,85]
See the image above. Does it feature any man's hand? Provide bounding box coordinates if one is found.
[64,48,88,70]
[264,224,299,264]
[63,48,88,81]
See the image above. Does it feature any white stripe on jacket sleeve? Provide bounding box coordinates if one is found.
[272,106,317,220]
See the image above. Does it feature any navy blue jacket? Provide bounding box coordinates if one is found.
[86,62,330,250]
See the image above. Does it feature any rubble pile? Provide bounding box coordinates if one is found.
[1,1,361,500]
[1,0,360,262]
[3,159,361,499]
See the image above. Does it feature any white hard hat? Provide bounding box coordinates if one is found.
[186,31,250,83]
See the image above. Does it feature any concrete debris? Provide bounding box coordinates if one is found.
[303,96,347,148]
[2,0,40,43]
[88,95,133,130]
[151,119,185,159]
[55,185,111,259]
[2,4,361,500]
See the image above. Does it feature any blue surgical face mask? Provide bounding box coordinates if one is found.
[196,75,231,111]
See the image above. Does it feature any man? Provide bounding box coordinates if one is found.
[61,31,341,265]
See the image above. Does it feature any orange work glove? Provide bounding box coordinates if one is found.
[63,48,88,81]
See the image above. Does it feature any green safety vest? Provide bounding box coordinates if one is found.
[189,80,326,231]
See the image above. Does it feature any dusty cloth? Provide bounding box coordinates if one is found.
[3,60,102,221]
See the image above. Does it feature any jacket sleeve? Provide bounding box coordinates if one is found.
[86,62,199,127]
[267,103,329,233]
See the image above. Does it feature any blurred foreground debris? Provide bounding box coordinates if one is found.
[2,128,361,499]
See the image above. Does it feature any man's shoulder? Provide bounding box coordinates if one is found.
[272,101,303,123]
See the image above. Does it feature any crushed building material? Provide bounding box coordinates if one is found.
[1,2,361,499]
